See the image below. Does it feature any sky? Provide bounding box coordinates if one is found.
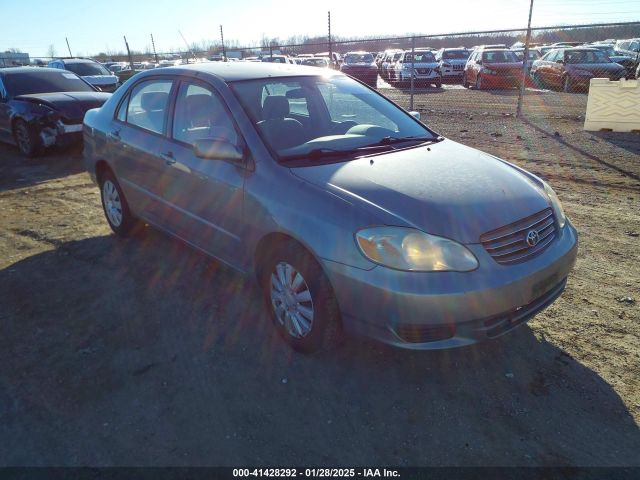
[2,0,639,57]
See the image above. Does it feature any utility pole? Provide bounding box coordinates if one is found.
[65,37,72,57]
[123,36,134,70]
[328,11,333,69]
[410,36,415,110]
[516,0,534,118]
[220,25,226,60]
[150,33,159,63]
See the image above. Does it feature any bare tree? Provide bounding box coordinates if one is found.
[46,44,57,59]
[7,47,22,53]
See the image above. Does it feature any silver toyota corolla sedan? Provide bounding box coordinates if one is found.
[83,62,578,352]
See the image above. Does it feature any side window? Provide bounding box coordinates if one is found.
[631,41,640,52]
[172,82,238,146]
[126,79,173,134]
[115,92,129,122]
[261,82,309,117]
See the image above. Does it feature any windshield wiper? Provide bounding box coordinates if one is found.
[280,144,394,162]
[373,135,439,146]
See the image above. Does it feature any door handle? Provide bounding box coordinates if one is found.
[160,151,176,165]
[108,130,120,141]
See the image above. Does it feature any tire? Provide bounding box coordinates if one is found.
[531,71,542,88]
[475,74,483,90]
[462,74,469,88]
[263,241,341,353]
[434,77,442,88]
[563,75,573,93]
[13,119,44,158]
[99,168,139,237]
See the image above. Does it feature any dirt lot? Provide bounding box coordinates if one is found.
[0,86,639,467]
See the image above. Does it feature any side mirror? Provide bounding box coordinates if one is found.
[476,59,483,65]
[409,111,421,120]
[193,138,243,162]
[556,59,565,64]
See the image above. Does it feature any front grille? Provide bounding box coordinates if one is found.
[480,208,557,265]
[417,68,432,74]
[453,64,464,71]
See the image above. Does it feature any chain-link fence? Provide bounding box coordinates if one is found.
[2,21,639,121]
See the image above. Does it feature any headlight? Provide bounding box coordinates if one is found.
[542,182,566,229]
[355,227,478,272]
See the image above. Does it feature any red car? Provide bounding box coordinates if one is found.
[463,49,524,89]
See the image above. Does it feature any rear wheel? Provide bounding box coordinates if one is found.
[99,169,139,237]
[263,242,341,353]
[13,119,43,158]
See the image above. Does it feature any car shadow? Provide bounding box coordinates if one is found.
[522,118,640,182]
[0,143,85,192]
[1,231,639,466]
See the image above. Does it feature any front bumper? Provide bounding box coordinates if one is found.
[481,73,522,88]
[322,221,578,350]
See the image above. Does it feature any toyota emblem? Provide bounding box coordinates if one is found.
[526,230,540,247]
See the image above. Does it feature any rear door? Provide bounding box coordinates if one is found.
[109,77,177,225]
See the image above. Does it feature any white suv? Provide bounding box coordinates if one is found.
[435,48,471,80]
[393,49,441,87]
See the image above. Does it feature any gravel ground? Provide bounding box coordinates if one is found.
[0,86,638,467]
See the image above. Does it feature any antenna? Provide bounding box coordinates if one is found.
[178,30,198,62]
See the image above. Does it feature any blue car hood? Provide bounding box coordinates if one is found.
[291,139,551,244]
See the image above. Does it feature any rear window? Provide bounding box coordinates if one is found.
[64,62,111,76]
[3,70,94,97]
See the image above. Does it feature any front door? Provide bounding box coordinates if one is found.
[161,80,247,266]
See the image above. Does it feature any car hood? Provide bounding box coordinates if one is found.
[15,92,112,123]
[81,75,119,85]
[290,139,550,244]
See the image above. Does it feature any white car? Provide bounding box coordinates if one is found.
[47,58,119,92]
[435,48,471,79]
[393,49,441,87]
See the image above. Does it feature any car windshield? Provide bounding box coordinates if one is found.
[482,51,520,63]
[442,50,470,60]
[64,62,111,76]
[302,58,328,67]
[404,52,436,63]
[3,70,94,97]
[230,75,436,164]
[592,46,616,57]
[566,50,610,64]
[344,53,374,64]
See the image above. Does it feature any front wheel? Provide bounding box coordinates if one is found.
[263,242,341,353]
[462,74,469,88]
[475,74,484,90]
[433,77,442,88]
[13,119,43,158]
[99,169,139,237]
[563,75,573,93]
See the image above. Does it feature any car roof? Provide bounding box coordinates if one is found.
[57,58,99,64]
[0,66,72,76]
[143,62,339,82]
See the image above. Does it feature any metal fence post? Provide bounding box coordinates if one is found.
[328,11,333,68]
[410,36,415,111]
[516,0,534,118]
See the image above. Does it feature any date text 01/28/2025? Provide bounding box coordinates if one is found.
[232,468,401,477]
